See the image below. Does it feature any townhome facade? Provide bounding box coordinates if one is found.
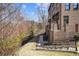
[46,3,79,45]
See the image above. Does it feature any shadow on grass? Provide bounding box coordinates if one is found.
[20,32,46,47]
[20,33,44,47]
[21,35,34,46]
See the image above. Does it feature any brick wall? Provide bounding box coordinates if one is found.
[47,3,79,44]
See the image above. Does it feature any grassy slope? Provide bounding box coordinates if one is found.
[15,42,79,56]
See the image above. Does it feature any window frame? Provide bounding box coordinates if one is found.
[65,3,70,11]
[64,16,69,24]
[73,3,78,10]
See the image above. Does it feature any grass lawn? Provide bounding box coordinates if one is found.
[15,42,79,56]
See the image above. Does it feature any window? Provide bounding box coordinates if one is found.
[73,3,78,10]
[64,16,69,24]
[75,24,78,32]
[63,16,69,32]
[65,3,70,11]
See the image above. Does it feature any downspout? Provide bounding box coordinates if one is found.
[60,3,61,30]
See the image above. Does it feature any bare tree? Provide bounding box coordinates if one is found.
[0,3,27,44]
[36,4,48,31]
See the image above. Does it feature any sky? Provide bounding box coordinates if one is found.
[16,3,49,22]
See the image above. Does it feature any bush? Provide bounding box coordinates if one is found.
[74,35,79,42]
[0,32,26,56]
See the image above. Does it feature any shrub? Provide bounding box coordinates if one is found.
[0,32,27,56]
[74,35,79,42]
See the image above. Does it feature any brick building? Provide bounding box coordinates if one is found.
[46,3,79,45]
